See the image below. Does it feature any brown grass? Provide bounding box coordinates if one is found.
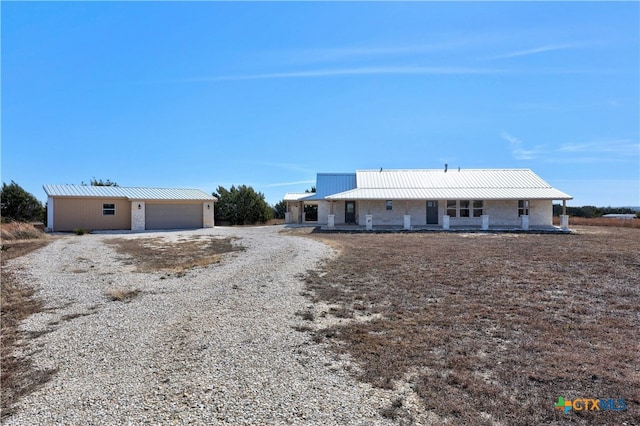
[554,216,640,228]
[302,226,640,425]
[1,223,54,418]
[104,235,244,273]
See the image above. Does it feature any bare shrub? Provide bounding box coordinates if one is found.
[105,288,140,302]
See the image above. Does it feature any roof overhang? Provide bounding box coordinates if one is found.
[325,188,573,200]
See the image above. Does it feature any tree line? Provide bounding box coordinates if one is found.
[552,204,639,218]
[0,180,289,225]
[6,180,635,225]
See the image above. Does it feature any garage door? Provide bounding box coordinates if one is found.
[145,203,202,230]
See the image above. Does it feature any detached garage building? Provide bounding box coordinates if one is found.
[43,185,216,232]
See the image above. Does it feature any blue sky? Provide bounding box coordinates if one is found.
[2,2,639,207]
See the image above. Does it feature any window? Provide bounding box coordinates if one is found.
[446,200,456,217]
[102,203,116,216]
[518,200,529,216]
[386,200,393,211]
[472,200,483,217]
[459,200,470,217]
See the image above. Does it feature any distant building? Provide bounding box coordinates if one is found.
[602,214,636,220]
[284,168,572,231]
[43,185,215,232]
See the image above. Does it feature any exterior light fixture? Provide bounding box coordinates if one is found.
[138,204,141,209]
[207,204,210,209]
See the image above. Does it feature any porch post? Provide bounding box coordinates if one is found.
[562,200,566,216]
[365,214,373,231]
[481,214,489,230]
[285,201,291,224]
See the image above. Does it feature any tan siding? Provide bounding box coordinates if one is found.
[53,198,131,231]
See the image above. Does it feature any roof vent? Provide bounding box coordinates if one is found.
[444,163,448,173]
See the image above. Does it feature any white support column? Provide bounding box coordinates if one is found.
[560,215,569,230]
[327,214,335,229]
[442,215,450,230]
[203,202,214,228]
[521,215,529,230]
[481,214,489,230]
[403,214,411,230]
[46,197,54,231]
[365,214,373,231]
[131,201,145,231]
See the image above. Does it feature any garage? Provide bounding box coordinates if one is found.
[145,203,203,230]
[43,185,216,232]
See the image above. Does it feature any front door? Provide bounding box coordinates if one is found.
[426,200,438,224]
[345,201,356,224]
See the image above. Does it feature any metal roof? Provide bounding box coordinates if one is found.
[43,185,216,201]
[303,173,357,200]
[325,169,572,200]
[283,192,314,201]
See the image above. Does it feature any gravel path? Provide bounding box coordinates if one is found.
[3,226,396,425]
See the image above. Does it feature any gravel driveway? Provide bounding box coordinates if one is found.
[4,226,394,425]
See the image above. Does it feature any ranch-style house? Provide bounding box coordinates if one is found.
[43,185,216,232]
[284,168,572,231]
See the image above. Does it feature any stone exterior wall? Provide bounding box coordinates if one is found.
[203,202,214,228]
[131,201,146,231]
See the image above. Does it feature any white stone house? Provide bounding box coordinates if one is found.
[284,169,572,230]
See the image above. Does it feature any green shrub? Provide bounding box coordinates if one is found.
[73,228,88,235]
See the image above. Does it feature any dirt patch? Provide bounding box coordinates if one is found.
[104,235,244,273]
[302,226,640,425]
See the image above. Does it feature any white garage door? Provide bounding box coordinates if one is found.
[145,203,202,230]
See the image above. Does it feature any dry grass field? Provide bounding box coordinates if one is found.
[301,226,640,425]
[1,222,52,416]
[553,216,640,228]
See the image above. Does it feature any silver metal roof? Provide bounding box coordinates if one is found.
[325,169,572,200]
[43,185,216,201]
[283,192,314,201]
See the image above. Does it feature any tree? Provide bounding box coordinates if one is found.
[82,178,119,187]
[213,185,274,225]
[1,181,45,222]
[273,200,287,219]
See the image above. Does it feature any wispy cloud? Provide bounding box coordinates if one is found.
[180,66,508,82]
[557,139,639,157]
[488,43,584,60]
[273,40,473,64]
[501,131,543,160]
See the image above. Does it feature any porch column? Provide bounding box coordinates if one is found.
[403,215,411,230]
[481,214,489,230]
[560,215,569,230]
[442,215,450,230]
[299,201,303,224]
[365,214,373,231]
[521,215,529,230]
[285,201,291,223]
[562,200,567,216]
